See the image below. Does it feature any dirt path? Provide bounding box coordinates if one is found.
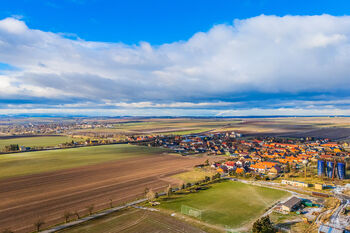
[0,154,218,233]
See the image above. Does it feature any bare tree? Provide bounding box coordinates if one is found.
[34,219,45,232]
[73,210,80,219]
[86,204,94,215]
[63,211,71,223]
[146,189,155,201]
[166,184,173,197]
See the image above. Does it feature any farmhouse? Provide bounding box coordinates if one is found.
[250,161,278,173]
[281,196,302,212]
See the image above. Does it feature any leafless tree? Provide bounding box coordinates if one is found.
[166,184,173,197]
[86,204,94,215]
[73,210,80,219]
[64,211,71,223]
[146,189,156,201]
[34,219,45,232]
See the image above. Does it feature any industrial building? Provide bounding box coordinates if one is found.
[281,196,302,212]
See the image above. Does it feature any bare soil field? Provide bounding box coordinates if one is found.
[215,118,350,140]
[274,127,350,140]
[0,153,219,233]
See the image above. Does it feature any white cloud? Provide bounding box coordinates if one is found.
[1,15,350,115]
[0,17,27,34]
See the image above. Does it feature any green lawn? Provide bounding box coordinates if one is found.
[0,136,83,150]
[162,128,212,135]
[0,144,168,179]
[159,181,290,228]
[172,168,216,183]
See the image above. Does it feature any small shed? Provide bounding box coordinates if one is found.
[315,183,324,190]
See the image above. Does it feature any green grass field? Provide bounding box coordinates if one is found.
[0,136,83,150]
[159,181,290,229]
[90,119,242,135]
[0,144,168,179]
[61,208,206,233]
[162,128,212,135]
[172,168,216,183]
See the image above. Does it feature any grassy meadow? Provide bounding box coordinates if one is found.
[74,119,242,136]
[172,168,216,183]
[0,136,83,150]
[0,144,168,179]
[159,181,290,228]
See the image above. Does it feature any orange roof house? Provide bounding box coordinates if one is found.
[236,168,244,174]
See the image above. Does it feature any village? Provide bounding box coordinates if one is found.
[141,132,350,232]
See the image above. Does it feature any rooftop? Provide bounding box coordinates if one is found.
[282,196,301,209]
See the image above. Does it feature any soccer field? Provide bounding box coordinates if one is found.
[160,181,290,228]
[0,144,168,179]
[61,208,206,233]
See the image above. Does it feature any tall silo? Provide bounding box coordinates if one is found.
[326,161,334,178]
[317,160,325,176]
[337,162,346,180]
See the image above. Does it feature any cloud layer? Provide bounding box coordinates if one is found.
[1,15,350,115]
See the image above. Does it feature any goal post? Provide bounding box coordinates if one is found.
[181,205,202,219]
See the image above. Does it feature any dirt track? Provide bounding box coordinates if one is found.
[0,154,215,233]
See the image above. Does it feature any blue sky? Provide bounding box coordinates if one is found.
[1,1,350,116]
[2,0,350,45]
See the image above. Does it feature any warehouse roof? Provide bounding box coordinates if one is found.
[282,196,301,209]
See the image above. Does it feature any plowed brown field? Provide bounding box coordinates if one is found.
[0,154,215,233]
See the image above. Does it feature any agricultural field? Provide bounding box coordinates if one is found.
[73,118,241,136]
[60,208,205,233]
[0,145,218,233]
[215,117,350,140]
[159,181,290,230]
[0,135,83,151]
[68,117,350,139]
[0,144,169,179]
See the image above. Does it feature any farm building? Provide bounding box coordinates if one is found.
[281,180,310,188]
[314,183,324,190]
[281,196,302,212]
